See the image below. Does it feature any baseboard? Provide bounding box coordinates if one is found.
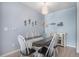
[0,49,20,57]
[67,44,76,48]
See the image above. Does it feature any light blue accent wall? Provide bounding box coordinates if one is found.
[0,2,44,55]
[45,7,77,47]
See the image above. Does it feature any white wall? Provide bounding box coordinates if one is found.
[0,2,44,55]
[77,2,79,53]
[0,3,2,54]
[45,7,77,48]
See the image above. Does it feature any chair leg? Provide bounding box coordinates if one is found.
[54,48,58,57]
[56,47,59,56]
[53,49,56,57]
[53,48,58,57]
[21,54,23,57]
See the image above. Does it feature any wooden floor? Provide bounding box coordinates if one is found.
[57,46,79,57]
[6,46,79,57]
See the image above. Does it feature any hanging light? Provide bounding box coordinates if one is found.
[42,2,48,15]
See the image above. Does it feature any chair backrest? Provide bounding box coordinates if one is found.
[26,40,32,49]
[45,33,58,56]
[17,35,27,54]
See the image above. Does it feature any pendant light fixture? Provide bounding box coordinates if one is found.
[42,2,48,15]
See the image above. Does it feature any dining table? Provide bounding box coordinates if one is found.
[25,35,59,57]
[32,36,53,47]
[25,36,53,57]
[25,35,53,47]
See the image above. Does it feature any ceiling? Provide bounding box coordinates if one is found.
[22,2,76,15]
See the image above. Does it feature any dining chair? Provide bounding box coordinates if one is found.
[46,33,59,57]
[17,35,36,56]
[38,33,59,57]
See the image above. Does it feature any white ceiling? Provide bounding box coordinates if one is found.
[22,2,76,15]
